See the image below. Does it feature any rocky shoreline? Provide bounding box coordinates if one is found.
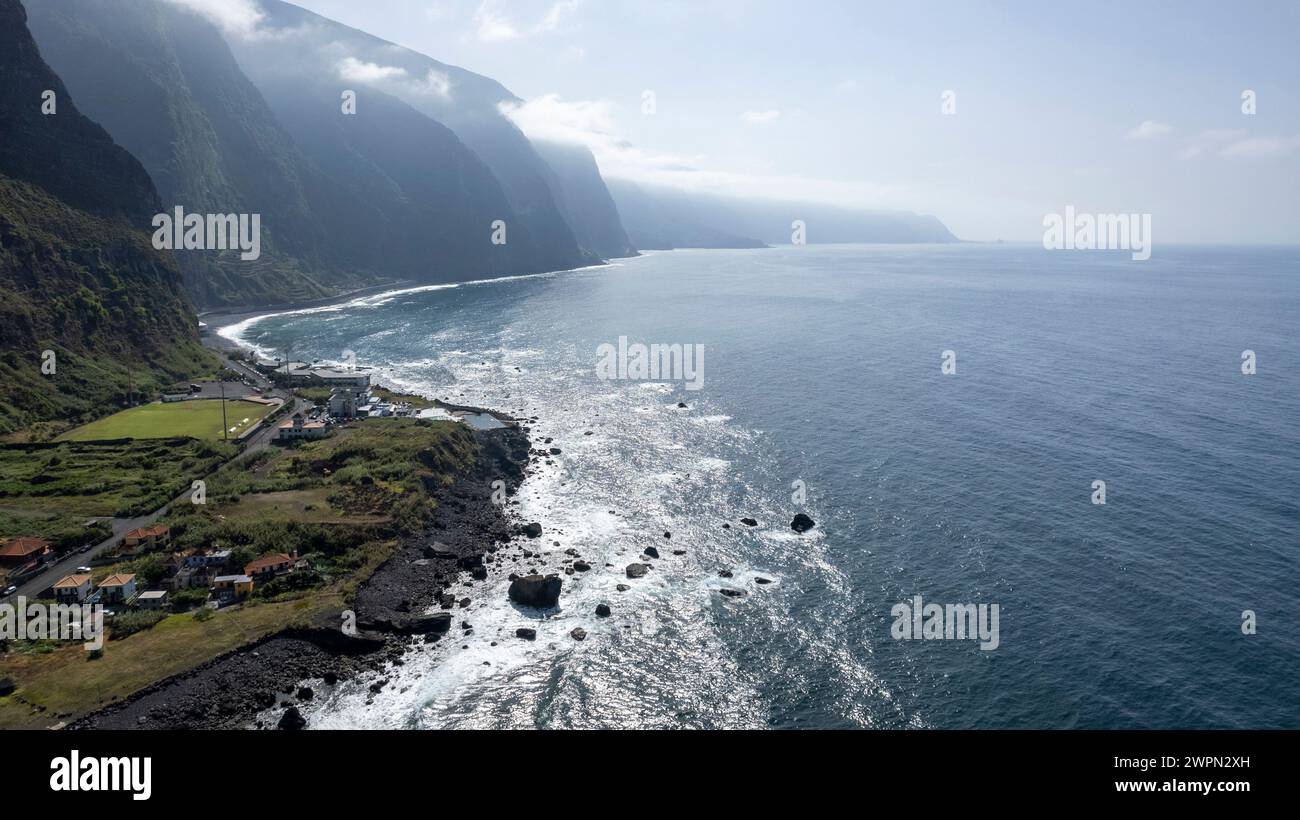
[70,405,817,730]
[72,421,532,730]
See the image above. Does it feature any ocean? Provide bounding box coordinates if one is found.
[220,243,1300,729]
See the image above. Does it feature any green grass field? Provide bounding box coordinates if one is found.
[56,399,275,442]
[0,439,235,519]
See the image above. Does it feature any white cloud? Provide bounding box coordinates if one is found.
[336,57,409,84]
[742,109,782,125]
[500,94,903,208]
[1125,120,1172,140]
[1220,134,1300,158]
[473,0,583,43]
[162,0,267,38]
[335,59,453,100]
[474,2,520,42]
[538,0,582,32]
[419,69,454,98]
[500,94,620,145]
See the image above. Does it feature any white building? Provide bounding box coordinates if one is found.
[277,412,328,441]
[312,367,372,390]
[328,387,359,418]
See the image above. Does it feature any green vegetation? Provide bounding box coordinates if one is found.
[292,386,332,405]
[164,419,478,594]
[0,508,109,559]
[0,594,338,728]
[0,439,233,521]
[106,610,169,640]
[56,399,275,442]
[0,419,479,727]
[372,386,436,408]
[0,175,217,438]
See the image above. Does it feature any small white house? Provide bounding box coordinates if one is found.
[97,573,137,604]
[53,574,92,603]
[277,413,327,441]
[137,590,169,610]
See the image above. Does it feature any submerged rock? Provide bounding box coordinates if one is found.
[277,706,307,730]
[791,513,816,533]
[643,546,660,559]
[740,518,758,527]
[523,522,543,538]
[625,563,649,579]
[595,603,611,617]
[516,627,537,640]
[570,627,587,641]
[718,588,747,598]
[508,574,563,608]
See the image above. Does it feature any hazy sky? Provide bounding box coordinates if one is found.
[273,0,1298,243]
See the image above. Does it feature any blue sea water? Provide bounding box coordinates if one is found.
[223,243,1300,729]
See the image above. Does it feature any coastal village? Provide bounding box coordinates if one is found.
[0,338,515,726]
[1,353,457,606]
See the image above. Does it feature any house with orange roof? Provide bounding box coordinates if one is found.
[0,536,51,567]
[244,553,297,580]
[53,574,92,603]
[276,412,328,442]
[124,525,170,550]
[98,573,137,605]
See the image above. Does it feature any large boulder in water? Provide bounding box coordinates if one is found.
[791,513,816,533]
[508,574,562,608]
[278,706,307,730]
[522,522,543,538]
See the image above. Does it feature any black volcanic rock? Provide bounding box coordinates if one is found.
[508,574,562,608]
[277,706,307,730]
[515,627,537,640]
[625,563,649,579]
[791,513,816,533]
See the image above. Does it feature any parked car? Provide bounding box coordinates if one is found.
[2,586,17,598]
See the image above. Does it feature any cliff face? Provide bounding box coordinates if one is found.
[27,0,638,307]
[533,141,638,260]
[24,0,386,308]
[233,0,614,270]
[0,0,211,434]
[607,178,959,248]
